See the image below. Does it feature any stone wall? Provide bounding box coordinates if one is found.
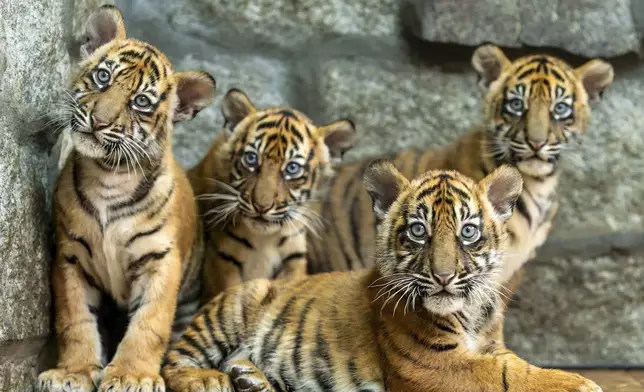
[118,0,644,367]
[1,1,642,390]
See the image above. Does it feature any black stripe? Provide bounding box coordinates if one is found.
[551,69,564,82]
[515,196,532,228]
[128,248,171,278]
[259,296,297,364]
[200,310,227,366]
[224,230,254,249]
[502,360,509,391]
[147,185,174,219]
[256,121,280,131]
[289,124,304,143]
[72,160,100,227]
[292,298,315,378]
[347,360,362,390]
[271,252,306,280]
[183,332,217,368]
[517,68,536,80]
[433,321,458,334]
[217,251,243,272]
[119,50,145,59]
[125,219,166,248]
[215,293,234,350]
[109,166,162,212]
[313,320,335,391]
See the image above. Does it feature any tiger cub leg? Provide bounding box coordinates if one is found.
[229,360,275,392]
[200,250,243,304]
[98,252,182,392]
[410,349,602,392]
[38,251,103,392]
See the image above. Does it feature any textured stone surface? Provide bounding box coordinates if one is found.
[0,0,72,343]
[505,253,644,366]
[0,339,49,392]
[407,0,641,57]
[118,0,399,51]
[316,54,644,239]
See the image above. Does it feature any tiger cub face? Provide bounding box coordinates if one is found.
[212,88,356,233]
[472,44,614,178]
[365,161,522,316]
[69,5,215,163]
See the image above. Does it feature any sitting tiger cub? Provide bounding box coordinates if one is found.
[188,88,356,302]
[162,161,601,392]
[38,5,215,392]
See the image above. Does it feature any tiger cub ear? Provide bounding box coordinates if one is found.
[81,5,127,59]
[173,71,216,123]
[221,88,256,133]
[320,119,356,165]
[364,159,409,220]
[478,165,523,222]
[471,44,511,92]
[575,59,614,104]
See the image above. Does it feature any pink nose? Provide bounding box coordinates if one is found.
[528,138,546,151]
[91,115,109,129]
[254,202,274,214]
[433,272,456,286]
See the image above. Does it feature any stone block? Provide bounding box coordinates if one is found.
[0,0,72,343]
[406,0,641,58]
[504,253,644,366]
[0,339,50,392]
[118,0,399,51]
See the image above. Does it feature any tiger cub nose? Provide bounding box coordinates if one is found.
[91,114,109,130]
[254,202,274,214]
[527,138,546,151]
[433,272,456,286]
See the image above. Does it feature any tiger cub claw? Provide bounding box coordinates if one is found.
[229,360,274,392]
[97,366,165,392]
[165,369,233,392]
[37,366,102,392]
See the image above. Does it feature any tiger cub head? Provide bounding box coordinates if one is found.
[365,160,522,316]
[69,5,215,163]
[207,88,356,233]
[472,44,614,178]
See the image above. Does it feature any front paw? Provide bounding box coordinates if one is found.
[37,366,102,392]
[229,360,273,392]
[539,369,603,392]
[576,378,602,392]
[98,366,164,392]
[165,369,233,392]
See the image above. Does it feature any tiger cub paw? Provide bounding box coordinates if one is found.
[229,360,274,392]
[37,365,102,392]
[576,379,603,392]
[165,369,233,392]
[97,366,164,392]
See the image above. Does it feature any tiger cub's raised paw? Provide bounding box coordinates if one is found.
[165,369,233,392]
[37,365,102,392]
[229,360,274,392]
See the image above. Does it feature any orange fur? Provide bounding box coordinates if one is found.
[37,6,215,392]
[162,163,602,392]
[188,88,356,302]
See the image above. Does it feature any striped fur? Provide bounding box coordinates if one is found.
[189,89,356,302]
[162,163,602,392]
[307,45,614,295]
[38,6,215,392]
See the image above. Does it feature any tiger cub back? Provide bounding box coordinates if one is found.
[162,162,602,392]
[188,88,356,302]
[38,5,215,392]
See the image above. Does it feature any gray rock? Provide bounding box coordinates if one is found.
[505,253,644,366]
[0,339,50,392]
[118,0,400,51]
[407,0,641,58]
[0,0,72,344]
[315,53,644,244]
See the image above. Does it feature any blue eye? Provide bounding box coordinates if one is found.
[284,162,303,178]
[460,224,480,242]
[133,94,151,109]
[409,222,426,240]
[95,69,111,85]
[243,151,258,167]
[553,102,572,118]
[506,98,524,115]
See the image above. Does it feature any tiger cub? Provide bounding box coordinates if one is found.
[188,88,356,302]
[37,6,215,392]
[162,161,602,392]
[307,45,614,291]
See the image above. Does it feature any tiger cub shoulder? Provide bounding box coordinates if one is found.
[189,88,356,302]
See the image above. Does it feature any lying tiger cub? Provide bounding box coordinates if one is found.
[162,161,601,392]
[188,88,356,302]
